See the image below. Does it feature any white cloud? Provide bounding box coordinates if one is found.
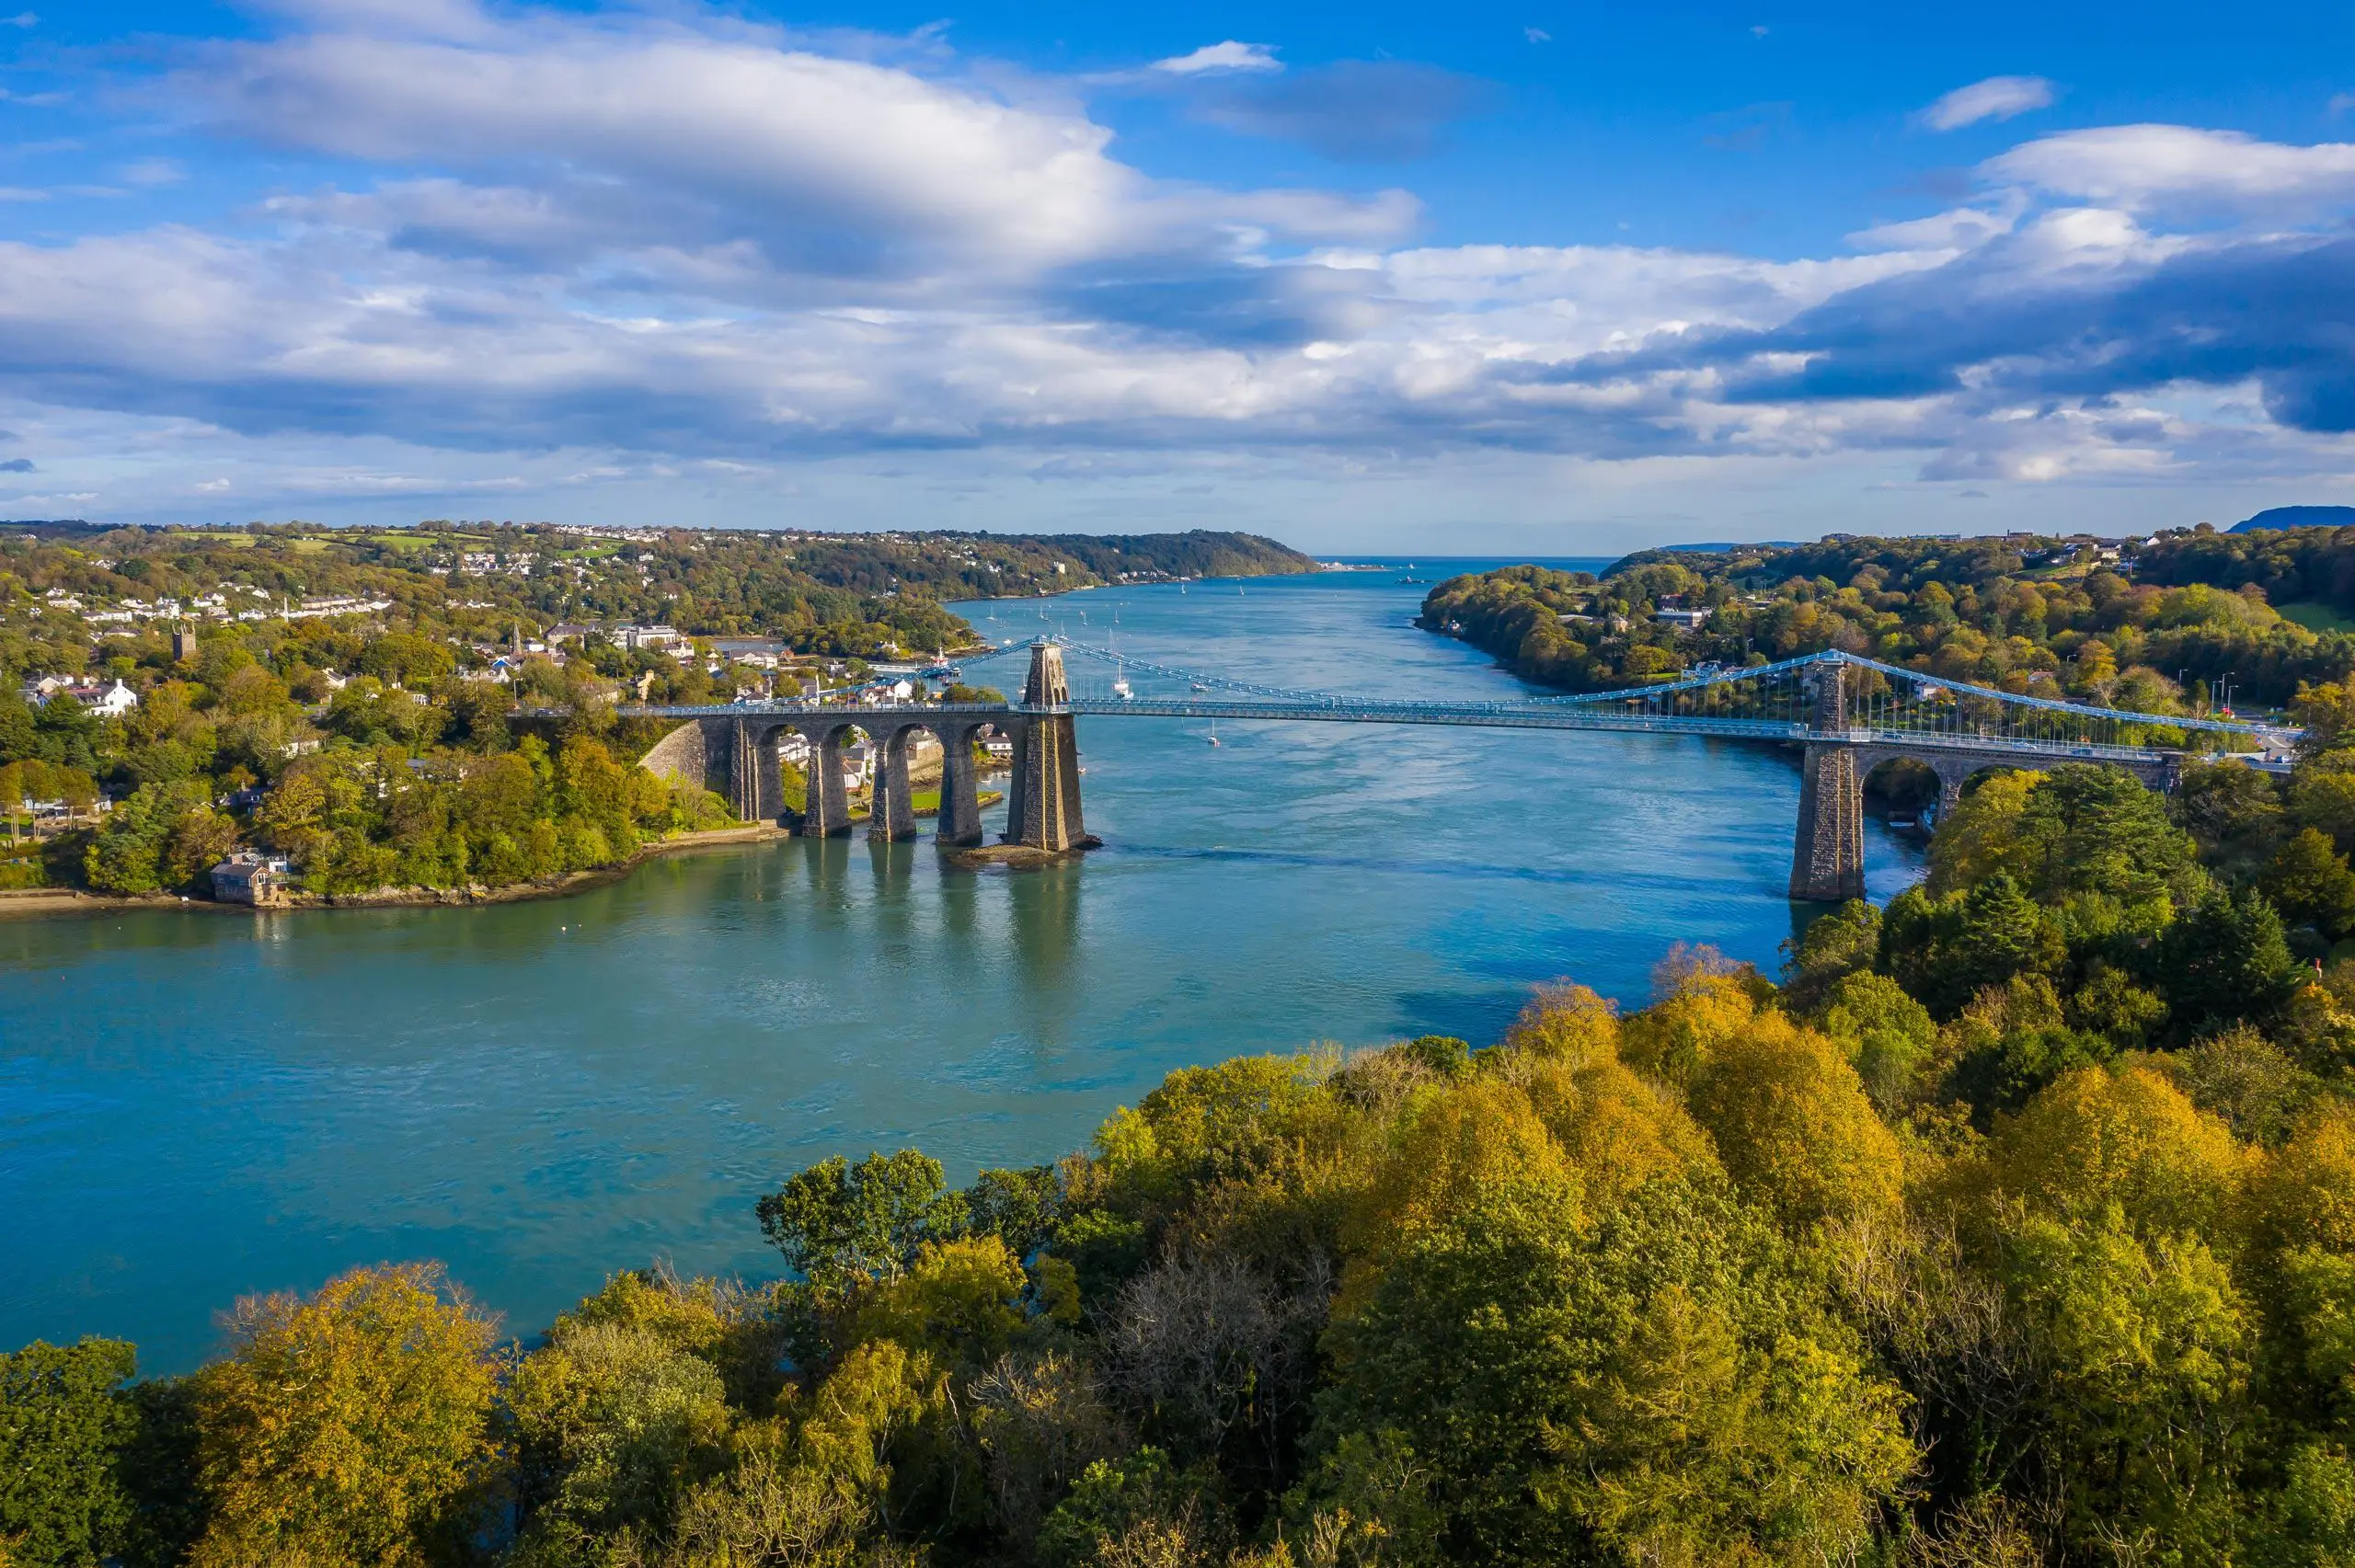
[0,0,2349,527]
[1985,124,2355,215]
[1150,41,1281,75]
[1918,74,2054,132]
[119,158,185,188]
[1524,28,1551,43]
[3,12,36,27]
[189,15,1396,284]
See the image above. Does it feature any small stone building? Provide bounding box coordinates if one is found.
[210,851,293,908]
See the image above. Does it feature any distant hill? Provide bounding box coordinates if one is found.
[2231,506,2355,533]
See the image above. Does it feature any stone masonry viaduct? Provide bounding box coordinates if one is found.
[639,640,1088,853]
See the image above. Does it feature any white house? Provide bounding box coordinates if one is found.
[73,680,140,716]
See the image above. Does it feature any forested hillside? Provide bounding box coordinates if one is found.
[14,727,2355,1564]
[0,523,1310,897]
[1421,524,2355,708]
[0,523,1314,681]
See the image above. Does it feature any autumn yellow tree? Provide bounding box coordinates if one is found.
[187,1264,500,1567]
[1684,1013,1903,1235]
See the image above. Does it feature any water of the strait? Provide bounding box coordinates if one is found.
[0,560,1924,1368]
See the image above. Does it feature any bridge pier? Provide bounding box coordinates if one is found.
[1006,643,1086,852]
[728,717,782,823]
[1934,763,1969,829]
[938,727,985,846]
[801,726,853,837]
[869,727,921,842]
[1789,745,1866,902]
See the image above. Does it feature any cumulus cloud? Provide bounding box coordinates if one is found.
[1985,124,2355,216]
[1151,41,1281,74]
[0,458,32,472]
[1918,75,2055,132]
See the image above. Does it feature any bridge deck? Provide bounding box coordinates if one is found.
[623,699,2195,766]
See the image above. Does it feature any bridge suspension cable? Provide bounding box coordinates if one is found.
[1037,638,2292,755]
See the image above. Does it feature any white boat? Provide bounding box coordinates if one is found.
[1190,681,1210,693]
[1207,718,1220,747]
[1112,658,1133,701]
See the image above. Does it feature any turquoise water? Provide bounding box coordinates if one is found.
[1,561,1923,1369]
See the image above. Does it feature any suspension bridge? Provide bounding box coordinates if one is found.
[629,638,2294,901]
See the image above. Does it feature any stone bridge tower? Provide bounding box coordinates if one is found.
[1788,658,1866,902]
[1005,641,1086,852]
[1782,653,2178,902]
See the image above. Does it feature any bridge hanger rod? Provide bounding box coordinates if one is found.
[1817,648,2290,738]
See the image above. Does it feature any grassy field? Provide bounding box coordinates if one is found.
[2275,601,2355,635]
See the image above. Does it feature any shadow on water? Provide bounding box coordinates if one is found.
[1007,861,1086,1051]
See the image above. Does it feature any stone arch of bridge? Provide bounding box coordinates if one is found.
[863,716,992,845]
[788,719,871,838]
[1793,742,2178,899]
[1858,754,1940,828]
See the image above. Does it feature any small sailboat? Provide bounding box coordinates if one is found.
[1190,681,1210,693]
[1206,718,1220,747]
[1111,657,1133,701]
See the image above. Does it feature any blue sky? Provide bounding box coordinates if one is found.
[3,0,2354,549]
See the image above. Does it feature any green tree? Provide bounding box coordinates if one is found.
[0,1338,135,1567]
[2177,757,2286,874]
[2265,827,2355,939]
[1816,969,1939,1113]
[507,1318,733,1562]
[1778,898,1879,1014]
[2015,762,2202,908]
[1881,874,2067,1019]
[1947,976,2118,1122]
[756,1151,968,1293]
[84,781,226,895]
[2001,1215,2253,1560]
[2159,885,2302,1041]
[1037,1448,1233,1568]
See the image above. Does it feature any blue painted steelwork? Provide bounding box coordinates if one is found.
[1051,640,2292,749]
[617,643,2293,763]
